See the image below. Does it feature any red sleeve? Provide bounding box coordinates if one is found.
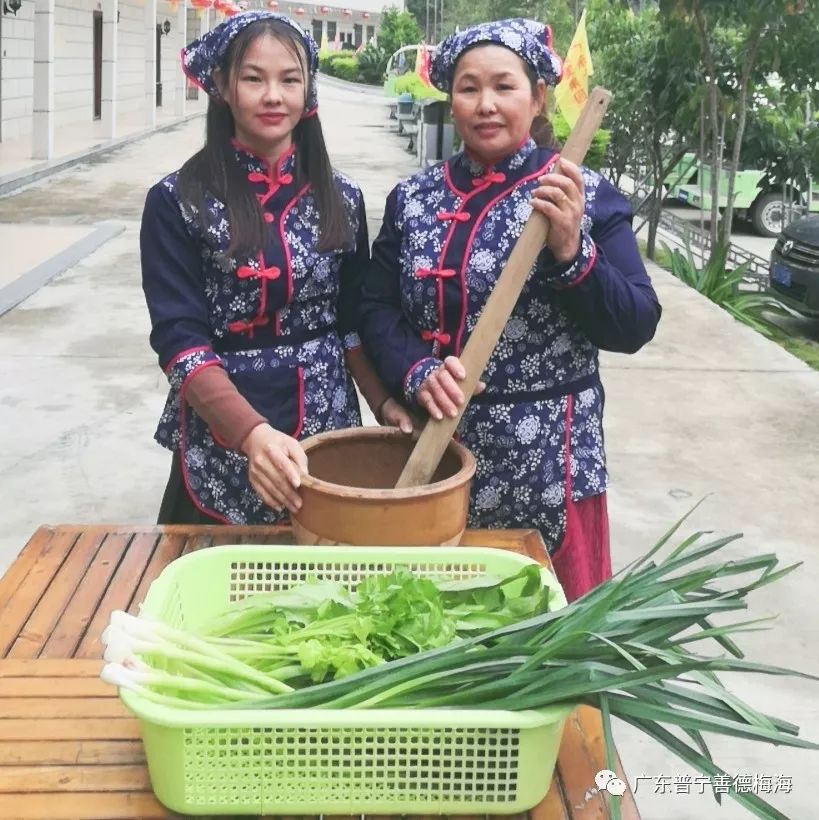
[184,366,266,451]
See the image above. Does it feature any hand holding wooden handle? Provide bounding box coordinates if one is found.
[395,87,612,489]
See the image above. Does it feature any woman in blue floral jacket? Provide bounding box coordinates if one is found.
[141,11,408,525]
[360,19,661,600]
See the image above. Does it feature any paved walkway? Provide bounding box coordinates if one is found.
[1,76,817,819]
[0,97,208,192]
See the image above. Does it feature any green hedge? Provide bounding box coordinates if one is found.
[319,53,359,83]
[393,72,446,101]
[318,51,353,66]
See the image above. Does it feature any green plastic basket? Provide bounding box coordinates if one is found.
[121,545,571,816]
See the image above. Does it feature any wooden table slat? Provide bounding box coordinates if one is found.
[521,530,550,565]
[0,659,102,677]
[179,533,215,557]
[459,530,533,554]
[0,530,79,656]
[3,718,142,741]
[0,696,129,719]
[0,676,110,697]
[42,533,133,658]
[0,791,170,819]
[122,533,180,616]
[0,763,151,794]
[0,739,145,766]
[530,774,569,820]
[555,706,613,818]
[75,533,168,658]
[0,526,56,613]
[615,752,641,820]
[8,531,106,659]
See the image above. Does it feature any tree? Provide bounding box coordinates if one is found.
[742,86,819,224]
[432,0,575,52]
[403,0,431,40]
[586,0,701,258]
[658,0,818,253]
[377,7,423,57]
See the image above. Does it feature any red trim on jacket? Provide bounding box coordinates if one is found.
[163,345,212,375]
[292,367,306,439]
[553,242,598,290]
[421,165,522,356]
[279,182,312,306]
[178,396,231,524]
[453,154,560,354]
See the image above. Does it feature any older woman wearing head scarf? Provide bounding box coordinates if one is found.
[360,19,662,600]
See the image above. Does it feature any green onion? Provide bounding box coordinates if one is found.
[231,516,816,819]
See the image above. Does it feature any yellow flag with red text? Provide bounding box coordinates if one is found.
[554,10,593,128]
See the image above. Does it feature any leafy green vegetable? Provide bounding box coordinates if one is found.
[107,564,554,690]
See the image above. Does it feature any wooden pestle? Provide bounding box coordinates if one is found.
[395,87,612,489]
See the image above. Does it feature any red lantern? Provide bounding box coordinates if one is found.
[361,10,369,17]
[294,5,304,14]
[191,0,212,8]
[267,0,279,7]
[320,5,329,12]
[342,7,351,14]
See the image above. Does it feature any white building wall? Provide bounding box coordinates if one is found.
[1,0,205,142]
[117,0,148,117]
[54,1,93,128]
[1,3,35,141]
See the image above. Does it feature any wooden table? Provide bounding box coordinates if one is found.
[0,524,640,820]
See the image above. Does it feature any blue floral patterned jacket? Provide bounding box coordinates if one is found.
[141,142,366,523]
[360,138,661,549]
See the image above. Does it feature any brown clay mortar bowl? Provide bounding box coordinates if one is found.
[290,427,476,545]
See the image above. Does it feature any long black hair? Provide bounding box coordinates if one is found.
[177,19,350,256]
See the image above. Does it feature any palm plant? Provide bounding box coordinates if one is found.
[663,241,790,337]
[356,43,389,85]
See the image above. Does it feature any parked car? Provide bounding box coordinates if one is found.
[666,152,819,238]
[769,214,819,316]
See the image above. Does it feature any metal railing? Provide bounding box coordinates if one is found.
[623,184,770,292]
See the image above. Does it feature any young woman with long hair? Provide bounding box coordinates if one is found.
[141,11,411,525]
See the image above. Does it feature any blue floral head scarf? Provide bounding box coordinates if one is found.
[181,10,319,114]
[430,18,563,94]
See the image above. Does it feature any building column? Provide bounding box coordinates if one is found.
[102,0,118,139]
[145,0,157,127]
[175,0,187,117]
[32,0,55,160]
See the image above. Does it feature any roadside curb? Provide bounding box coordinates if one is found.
[0,111,204,198]
[0,220,126,317]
